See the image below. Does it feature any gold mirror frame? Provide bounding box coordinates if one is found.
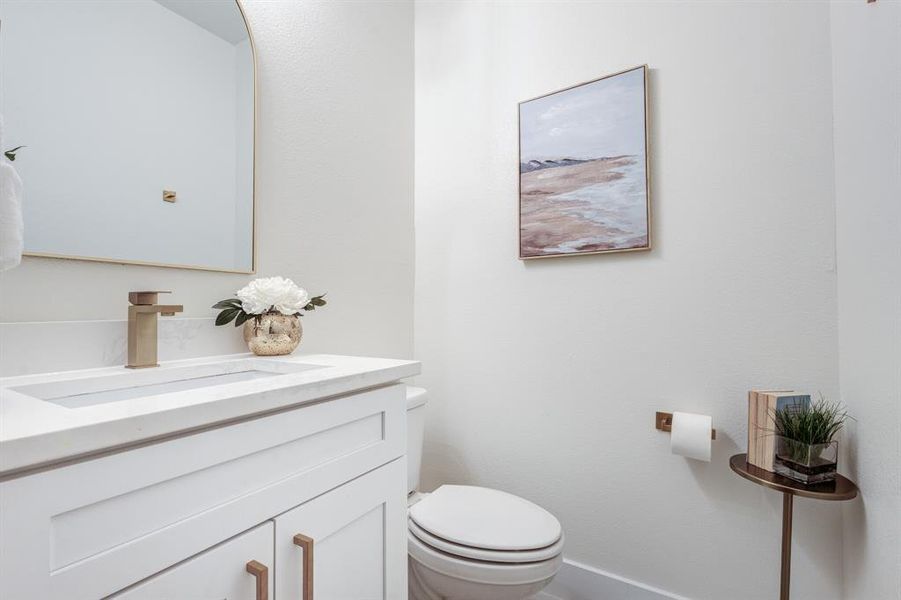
[23,0,257,274]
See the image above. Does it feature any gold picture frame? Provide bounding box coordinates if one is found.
[518,64,651,260]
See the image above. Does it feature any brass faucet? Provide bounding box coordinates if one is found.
[126,291,184,369]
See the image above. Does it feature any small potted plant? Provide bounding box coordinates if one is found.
[773,397,850,485]
[213,277,326,356]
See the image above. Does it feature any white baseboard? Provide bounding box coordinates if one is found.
[540,558,692,600]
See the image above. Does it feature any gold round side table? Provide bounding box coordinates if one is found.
[729,454,858,600]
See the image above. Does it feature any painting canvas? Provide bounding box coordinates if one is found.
[519,65,650,258]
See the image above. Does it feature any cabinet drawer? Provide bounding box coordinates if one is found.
[0,384,406,599]
[110,522,273,600]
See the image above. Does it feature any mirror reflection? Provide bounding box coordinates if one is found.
[0,0,255,272]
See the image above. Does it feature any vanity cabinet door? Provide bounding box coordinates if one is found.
[111,522,273,600]
[275,458,408,600]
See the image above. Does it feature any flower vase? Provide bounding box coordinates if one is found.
[243,312,302,356]
[774,436,838,484]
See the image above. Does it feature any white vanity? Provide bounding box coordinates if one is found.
[0,354,420,599]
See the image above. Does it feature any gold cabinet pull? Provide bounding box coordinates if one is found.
[245,560,269,600]
[293,534,314,600]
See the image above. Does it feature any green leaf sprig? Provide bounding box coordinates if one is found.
[4,146,25,161]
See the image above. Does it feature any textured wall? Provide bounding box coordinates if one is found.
[832,2,901,598]
[0,0,415,362]
[414,2,842,598]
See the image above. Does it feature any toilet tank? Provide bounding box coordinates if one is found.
[405,386,428,493]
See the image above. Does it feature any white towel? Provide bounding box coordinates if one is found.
[0,113,24,271]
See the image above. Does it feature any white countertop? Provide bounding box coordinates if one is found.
[0,353,420,477]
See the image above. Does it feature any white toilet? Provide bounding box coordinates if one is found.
[406,386,564,600]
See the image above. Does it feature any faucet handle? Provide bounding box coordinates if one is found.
[128,291,172,305]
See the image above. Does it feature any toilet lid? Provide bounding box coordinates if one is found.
[409,518,565,563]
[408,485,562,551]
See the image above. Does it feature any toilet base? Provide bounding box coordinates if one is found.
[408,558,557,600]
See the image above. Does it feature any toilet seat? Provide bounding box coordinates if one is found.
[408,528,563,587]
[408,518,565,564]
[408,485,562,552]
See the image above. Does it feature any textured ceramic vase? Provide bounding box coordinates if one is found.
[243,313,302,356]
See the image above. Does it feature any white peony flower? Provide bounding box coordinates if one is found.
[237,277,310,316]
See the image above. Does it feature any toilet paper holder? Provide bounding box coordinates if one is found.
[656,411,716,440]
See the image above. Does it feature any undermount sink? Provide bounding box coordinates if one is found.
[10,358,326,409]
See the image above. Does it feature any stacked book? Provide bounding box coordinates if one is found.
[747,390,811,472]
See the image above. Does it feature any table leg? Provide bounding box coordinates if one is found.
[780,492,794,600]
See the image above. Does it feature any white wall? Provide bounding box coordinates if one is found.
[0,0,414,371]
[831,2,901,598]
[0,0,249,271]
[414,2,842,599]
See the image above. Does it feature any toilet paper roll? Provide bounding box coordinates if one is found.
[670,411,712,462]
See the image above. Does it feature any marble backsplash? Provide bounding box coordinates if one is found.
[0,318,247,377]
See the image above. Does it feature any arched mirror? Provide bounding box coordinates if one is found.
[0,0,256,273]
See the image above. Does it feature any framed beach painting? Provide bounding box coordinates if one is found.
[518,65,650,259]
